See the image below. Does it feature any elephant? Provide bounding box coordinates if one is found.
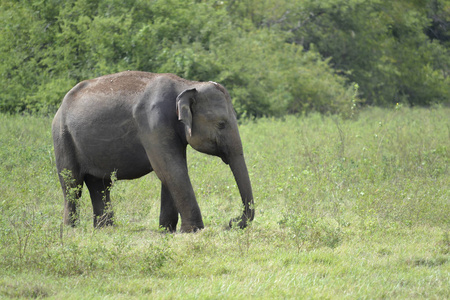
[52,71,254,232]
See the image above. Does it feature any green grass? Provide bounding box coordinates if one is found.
[1,106,449,299]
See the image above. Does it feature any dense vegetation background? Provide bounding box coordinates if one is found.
[1,0,449,117]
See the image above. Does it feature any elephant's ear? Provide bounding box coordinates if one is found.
[176,88,197,137]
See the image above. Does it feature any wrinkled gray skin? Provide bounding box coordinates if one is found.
[52,71,254,232]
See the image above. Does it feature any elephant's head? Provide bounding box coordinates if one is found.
[176,82,254,228]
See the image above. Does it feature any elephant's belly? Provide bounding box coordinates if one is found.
[76,137,153,180]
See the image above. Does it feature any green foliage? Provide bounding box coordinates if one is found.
[269,0,450,106]
[2,0,448,116]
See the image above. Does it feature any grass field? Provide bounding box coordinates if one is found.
[1,106,449,299]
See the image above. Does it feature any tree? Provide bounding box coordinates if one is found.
[1,0,447,115]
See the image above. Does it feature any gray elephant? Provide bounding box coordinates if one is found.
[52,71,254,232]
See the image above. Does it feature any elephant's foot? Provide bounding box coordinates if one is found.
[159,213,178,233]
[64,211,79,227]
[64,219,78,227]
[229,215,252,229]
[94,212,114,228]
[159,223,177,233]
[180,223,204,233]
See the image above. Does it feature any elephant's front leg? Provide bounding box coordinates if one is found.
[148,147,204,232]
[161,172,204,232]
[159,183,178,232]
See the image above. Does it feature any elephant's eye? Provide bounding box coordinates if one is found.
[217,121,227,130]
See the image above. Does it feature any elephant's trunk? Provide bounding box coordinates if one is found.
[228,154,254,228]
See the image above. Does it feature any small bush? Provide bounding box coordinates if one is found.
[279,212,343,251]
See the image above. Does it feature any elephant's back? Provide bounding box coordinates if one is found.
[65,71,155,104]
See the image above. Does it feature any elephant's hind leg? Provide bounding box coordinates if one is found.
[85,175,114,228]
[58,170,83,227]
[159,183,179,232]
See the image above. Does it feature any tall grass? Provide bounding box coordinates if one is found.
[0,107,448,298]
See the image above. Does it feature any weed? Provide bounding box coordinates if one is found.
[406,257,449,268]
[60,169,82,226]
[436,231,450,255]
[140,236,173,275]
[8,206,37,262]
[0,281,49,299]
[279,212,343,252]
[232,220,254,255]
